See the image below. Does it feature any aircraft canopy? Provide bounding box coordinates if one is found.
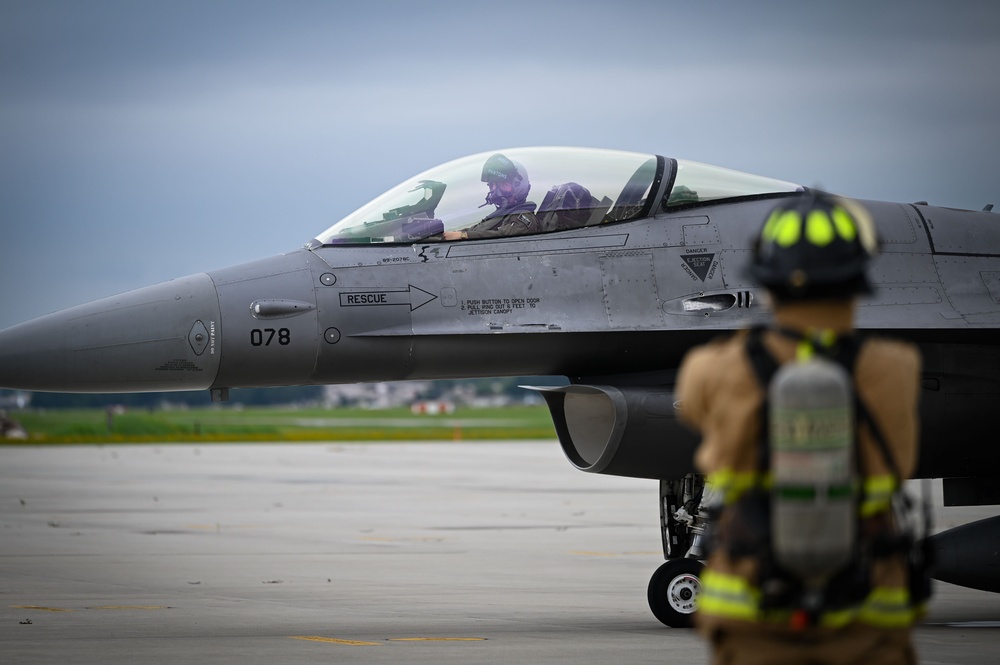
[312,147,801,246]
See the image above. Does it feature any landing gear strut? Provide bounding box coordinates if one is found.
[648,474,708,627]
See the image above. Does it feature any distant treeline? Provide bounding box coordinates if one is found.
[7,386,324,409]
[1,377,567,410]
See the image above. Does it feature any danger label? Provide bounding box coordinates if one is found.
[681,253,716,282]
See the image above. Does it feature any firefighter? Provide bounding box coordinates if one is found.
[676,192,924,665]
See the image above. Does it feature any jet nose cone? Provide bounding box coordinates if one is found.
[0,273,222,393]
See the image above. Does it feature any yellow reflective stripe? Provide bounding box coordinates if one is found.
[762,210,782,242]
[857,587,920,628]
[864,475,897,495]
[860,499,890,517]
[804,586,921,628]
[698,570,760,621]
[832,206,858,241]
[710,471,896,516]
[762,202,861,249]
[806,209,835,246]
[700,572,919,629]
[775,210,802,247]
[860,475,897,517]
[817,591,918,629]
[819,607,855,628]
[814,328,837,348]
[707,470,769,504]
[762,209,803,247]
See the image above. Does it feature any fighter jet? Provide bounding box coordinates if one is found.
[1,146,998,627]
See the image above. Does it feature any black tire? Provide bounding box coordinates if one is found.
[647,558,704,628]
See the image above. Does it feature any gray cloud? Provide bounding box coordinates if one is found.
[1,0,998,328]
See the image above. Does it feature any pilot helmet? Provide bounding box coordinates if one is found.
[749,191,878,300]
[481,153,530,209]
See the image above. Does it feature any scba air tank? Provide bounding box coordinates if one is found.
[769,356,855,585]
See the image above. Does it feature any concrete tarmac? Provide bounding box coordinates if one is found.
[1,442,998,664]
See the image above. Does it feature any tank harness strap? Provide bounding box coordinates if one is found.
[853,393,901,483]
[749,326,902,485]
[825,332,902,483]
[744,326,779,474]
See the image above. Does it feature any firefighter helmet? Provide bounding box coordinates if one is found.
[749,192,878,300]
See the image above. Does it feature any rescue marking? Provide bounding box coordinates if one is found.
[88,605,168,610]
[290,636,380,646]
[339,285,437,311]
[11,605,72,612]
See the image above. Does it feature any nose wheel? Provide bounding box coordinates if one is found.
[647,558,704,627]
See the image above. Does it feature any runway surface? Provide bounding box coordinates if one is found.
[2,442,998,664]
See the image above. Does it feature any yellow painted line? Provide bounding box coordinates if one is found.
[357,536,446,543]
[290,636,381,646]
[88,606,168,610]
[571,550,618,557]
[569,550,661,557]
[388,637,486,642]
[11,605,72,613]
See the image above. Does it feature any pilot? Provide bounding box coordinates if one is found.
[444,153,540,240]
[676,193,925,664]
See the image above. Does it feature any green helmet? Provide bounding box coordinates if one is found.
[749,192,878,300]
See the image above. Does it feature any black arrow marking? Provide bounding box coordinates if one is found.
[339,285,438,311]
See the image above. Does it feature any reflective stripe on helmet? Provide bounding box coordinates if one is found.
[832,206,858,241]
[763,206,863,250]
[805,210,832,246]
[762,209,802,247]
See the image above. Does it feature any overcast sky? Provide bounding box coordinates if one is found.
[1,0,998,329]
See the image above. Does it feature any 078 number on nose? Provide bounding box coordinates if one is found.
[250,328,291,347]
